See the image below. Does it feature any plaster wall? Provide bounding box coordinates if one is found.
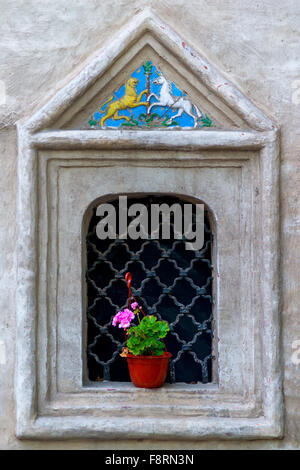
[0,0,299,449]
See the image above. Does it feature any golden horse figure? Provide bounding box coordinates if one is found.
[99,78,148,127]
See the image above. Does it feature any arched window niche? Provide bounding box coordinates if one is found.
[83,193,216,386]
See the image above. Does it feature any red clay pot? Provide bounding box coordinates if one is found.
[127,351,171,388]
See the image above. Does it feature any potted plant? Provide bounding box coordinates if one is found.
[112,273,171,388]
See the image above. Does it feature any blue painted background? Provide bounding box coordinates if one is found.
[91,62,201,128]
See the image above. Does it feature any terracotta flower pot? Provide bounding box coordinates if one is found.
[127,351,171,388]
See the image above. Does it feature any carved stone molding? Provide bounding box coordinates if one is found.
[16,9,282,440]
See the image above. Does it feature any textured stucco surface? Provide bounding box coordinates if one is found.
[0,0,299,449]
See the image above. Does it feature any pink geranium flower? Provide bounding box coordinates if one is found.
[112,308,135,329]
[131,302,139,310]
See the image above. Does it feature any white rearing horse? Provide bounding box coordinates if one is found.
[147,75,203,127]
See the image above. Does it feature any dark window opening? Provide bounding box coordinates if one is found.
[86,195,213,384]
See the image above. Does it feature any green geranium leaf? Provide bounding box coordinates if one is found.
[127,315,170,356]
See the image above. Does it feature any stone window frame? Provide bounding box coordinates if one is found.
[15,10,283,440]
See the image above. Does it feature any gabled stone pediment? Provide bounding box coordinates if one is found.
[23,9,276,133]
[85,60,217,130]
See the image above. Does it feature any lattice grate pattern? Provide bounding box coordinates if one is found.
[86,195,213,384]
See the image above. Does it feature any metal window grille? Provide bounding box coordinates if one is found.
[86,195,213,384]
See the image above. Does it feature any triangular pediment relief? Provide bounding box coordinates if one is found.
[24,10,275,133]
[86,60,216,130]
